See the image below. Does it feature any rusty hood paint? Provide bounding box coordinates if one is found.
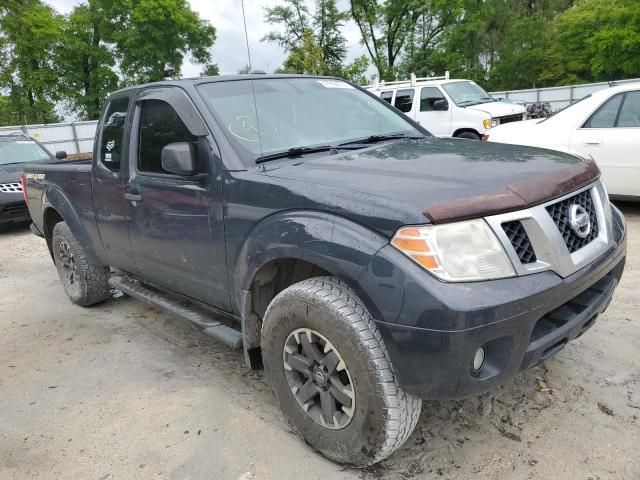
[263,137,599,226]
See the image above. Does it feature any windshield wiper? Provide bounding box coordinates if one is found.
[255,144,368,164]
[338,133,423,147]
[256,146,333,164]
[255,134,424,163]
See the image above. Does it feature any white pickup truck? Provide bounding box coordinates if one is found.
[366,73,527,140]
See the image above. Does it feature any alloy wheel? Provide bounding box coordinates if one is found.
[283,328,355,430]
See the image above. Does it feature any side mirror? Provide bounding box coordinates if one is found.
[432,98,448,111]
[55,151,67,160]
[161,142,197,176]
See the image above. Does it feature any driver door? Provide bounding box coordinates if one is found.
[126,87,231,311]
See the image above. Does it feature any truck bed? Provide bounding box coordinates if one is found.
[22,161,100,256]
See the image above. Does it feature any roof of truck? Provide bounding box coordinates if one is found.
[110,74,332,95]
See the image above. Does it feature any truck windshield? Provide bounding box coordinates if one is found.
[442,81,494,107]
[0,138,51,165]
[197,78,424,165]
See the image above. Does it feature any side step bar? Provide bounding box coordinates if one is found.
[108,275,243,349]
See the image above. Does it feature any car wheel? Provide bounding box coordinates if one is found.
[261,276,421,467]
[456,131,481,140]
[52,222,110,306]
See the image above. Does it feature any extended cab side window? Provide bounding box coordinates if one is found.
[583,94,623,128]
[380,91,393,104]
[138,99,197,175]
[100,97,130,172]
[394,89,414,113]
[420,87,446,111]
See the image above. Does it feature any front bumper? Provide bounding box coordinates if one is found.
[362,208,627,400]
[0,193,30,224]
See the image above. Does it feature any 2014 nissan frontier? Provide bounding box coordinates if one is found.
[21,75,626,467]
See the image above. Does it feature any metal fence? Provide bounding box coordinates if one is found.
[490,78,640,113]
[0,121,97,155]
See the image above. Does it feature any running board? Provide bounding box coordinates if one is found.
[108,275,243,350]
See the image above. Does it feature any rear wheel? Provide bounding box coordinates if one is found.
[52,222,110,306]
[261,277,421,467]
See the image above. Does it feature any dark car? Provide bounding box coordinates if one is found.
[21,75,626,467]
[0,133,54,226]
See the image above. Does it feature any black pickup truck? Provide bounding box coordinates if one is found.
[22,75,626,467]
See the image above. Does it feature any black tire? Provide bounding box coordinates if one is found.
[51,222,110,306]
[456,131,481,140]
[261,277,421,467]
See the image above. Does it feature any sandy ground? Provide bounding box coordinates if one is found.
[0,203,639,480]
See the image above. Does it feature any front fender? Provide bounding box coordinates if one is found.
[42,185,106,265]
[232,210,389,318]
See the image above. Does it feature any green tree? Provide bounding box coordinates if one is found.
[349,0,419,81]
[282,28,326,75]
[111,0,216,83]
[0,0,63,124]
[0,96,15,125]
[263,0,309,50]
[542,0,640,84]
[263,0,347,76]
[340,55,370,84]
[56,1,118,120]
[238,64,252,74]
[402,0,573,87]
[397,0,463,79]
[314,0,348,75]
[486,15,550,89]
[201,63,220,76]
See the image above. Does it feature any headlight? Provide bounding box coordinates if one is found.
[391,220,516,282]
[482,118,498,129]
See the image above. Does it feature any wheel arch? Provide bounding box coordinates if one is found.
[43,207,64,258]
[453,127,482,138]
[234,211,389,369]
[41,186,106,266]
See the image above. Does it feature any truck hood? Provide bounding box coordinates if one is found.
[467,100,526,117]
[264,138,598,229]
[0,163,28,184]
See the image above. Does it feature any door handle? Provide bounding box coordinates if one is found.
[584,140,602,146]
[125,192,143,202]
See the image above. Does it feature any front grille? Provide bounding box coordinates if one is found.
[546,189,599,253]
[502,221,537,264]
[496,113,525,125]
[0,182,22,193]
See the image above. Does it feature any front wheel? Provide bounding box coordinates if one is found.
[51,222,110,306]
[261,277,421,467]
[456,131,481,140]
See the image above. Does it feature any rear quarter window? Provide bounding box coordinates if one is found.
[100,97,130,172]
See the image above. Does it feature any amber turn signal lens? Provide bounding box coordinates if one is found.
[391,237,430,252]
[411,254,438,269]
[397,228,421,237]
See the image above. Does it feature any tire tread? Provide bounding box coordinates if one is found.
[264,276,421,466]
[52,222,110,307]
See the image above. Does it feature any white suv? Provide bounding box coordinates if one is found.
[366,73,527,140]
